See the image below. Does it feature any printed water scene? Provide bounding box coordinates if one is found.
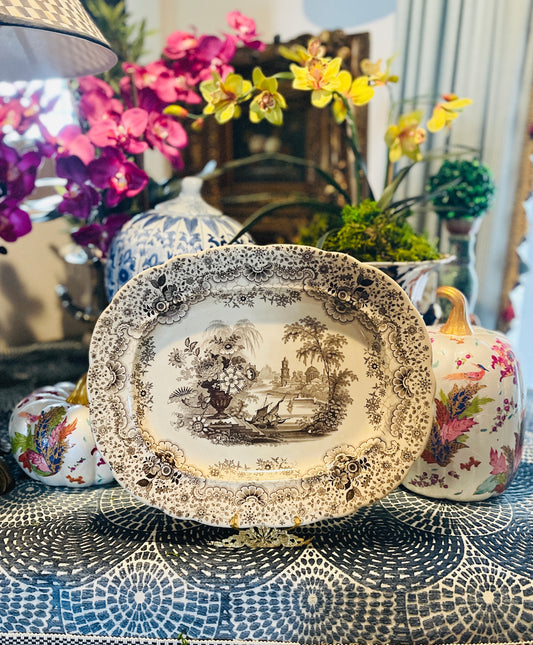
[165,316,357,447]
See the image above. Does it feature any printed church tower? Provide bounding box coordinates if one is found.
[281,356,290,386]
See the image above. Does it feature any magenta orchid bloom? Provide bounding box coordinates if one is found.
[88,108,149,155]
[15,89,59,135]
[226,10,265,51]
[0,10,264,255]
[55,155,100,220]
[89,147,148,207]
[53,124,95,165]
[163,30,199,60]
[0,143,41,201]
[72,213,130,254]
[78,76,115,97]
[0,199,32,242]
[0,99,23,131]
[145,113,187,168]
[123,61,201,106]
[78,76,124,126]
[58,182,100,221]
[179,34,237,84]
[1,89,58,136]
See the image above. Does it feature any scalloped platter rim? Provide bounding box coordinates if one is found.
[87,244,435,528]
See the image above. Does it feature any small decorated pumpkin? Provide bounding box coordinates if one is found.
[9,375,114,487]
[404,286,526,500]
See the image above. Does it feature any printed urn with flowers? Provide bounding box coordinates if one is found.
[404,286,525,500]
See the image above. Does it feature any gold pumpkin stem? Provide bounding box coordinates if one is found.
[437,286,474,336]
[66,373,89,406]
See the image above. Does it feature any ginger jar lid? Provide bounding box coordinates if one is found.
[153,176,222,218]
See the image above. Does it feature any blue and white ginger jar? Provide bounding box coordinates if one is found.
[104,176,254,301]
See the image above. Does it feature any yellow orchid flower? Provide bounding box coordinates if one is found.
[360,56,399,86]
[332,72,374,123]
[200,72,252,124]
[279,37,326,65]
[249,67,287,126]
[427,93,473,132]
[385,110,427,162]
[291,56,343,108]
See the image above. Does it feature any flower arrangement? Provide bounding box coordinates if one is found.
[166,37,474,261]
[0,4,473,265]
[0,5,264,254]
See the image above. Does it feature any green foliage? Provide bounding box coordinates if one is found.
[427,158,495,219]
[84,0,150,91]
[313,199,441,262]
[296,211,344,247]
[463,396,495,418]
[10,431,32,454]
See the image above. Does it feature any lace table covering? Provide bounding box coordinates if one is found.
[0,343,532,645]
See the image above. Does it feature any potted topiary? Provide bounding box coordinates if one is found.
[427,158,495,310]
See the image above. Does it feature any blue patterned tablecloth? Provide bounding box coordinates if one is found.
[0,343,533,645]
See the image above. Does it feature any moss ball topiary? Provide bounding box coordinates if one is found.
[427,158,495,220]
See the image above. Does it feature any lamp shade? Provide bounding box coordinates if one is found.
[0,0,117,81]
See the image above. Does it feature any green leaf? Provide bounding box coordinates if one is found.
[316,228,341,249]
[376,165,413,211]
[11,431,33,454]
[462,396,494,418]
[474,475,497,495]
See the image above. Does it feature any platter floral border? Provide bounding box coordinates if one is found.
[87,244,435,527]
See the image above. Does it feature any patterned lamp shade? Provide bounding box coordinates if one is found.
[0,0,117,81]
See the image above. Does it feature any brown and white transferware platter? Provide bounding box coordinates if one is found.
[87,244,435,528]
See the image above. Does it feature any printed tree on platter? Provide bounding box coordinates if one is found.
[283,316,357,434]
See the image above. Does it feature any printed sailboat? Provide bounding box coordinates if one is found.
[247,398,286,430]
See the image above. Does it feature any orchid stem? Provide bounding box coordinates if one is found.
[341,96,374,203]
[128,69,150,213]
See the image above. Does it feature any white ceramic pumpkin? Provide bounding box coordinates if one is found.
[404,286,526,500]
[9,375,114,487]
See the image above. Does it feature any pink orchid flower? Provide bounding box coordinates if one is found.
[54,124,95,165]
[226,10,265,51]
[89,147,148,207]
[163,30,199,60]
[194,34,237,82]
[122,61,167,94]
[78,76,115,97]
[145,113,187,168]
[78,77,124,126]
[124,61,201,105]
[88,108,149,155]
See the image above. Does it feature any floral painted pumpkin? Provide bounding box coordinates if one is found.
[404,286,525,500]
[8,375,114,487]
